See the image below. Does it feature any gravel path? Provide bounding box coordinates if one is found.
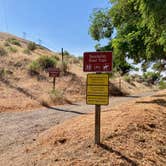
[0,91,156,164]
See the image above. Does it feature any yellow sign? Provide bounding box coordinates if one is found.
[87,74,109,86]
[87,96,109,105]
[87,86,109,96]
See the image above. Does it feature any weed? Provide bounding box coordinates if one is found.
[7,46,18,53]
[7,38,21,46]
[28,61,40,75]
[124,75,132,83]
[49,89,64,103]
[159,80,166,89]
[38,55,57,70]
[0,47,7,56]
[23,49,31,55]
[4,41,10,47]
[27,42,37,51]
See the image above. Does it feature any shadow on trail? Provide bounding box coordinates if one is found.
[136,99,166,107]
[0,79,37,101]
[45,106,87,115]
[99,143,138,166]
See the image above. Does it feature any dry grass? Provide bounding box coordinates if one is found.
[18,90,166,166]
[0,33,85,112]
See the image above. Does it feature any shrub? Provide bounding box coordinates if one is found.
[124,75,132,83]
[143,72,160,84]
[159,80,166,89]
[38,55,57,70]
[7,38,21,46]
[58,61,69,74]
[4,41,10,47]
[7,46,17,53]
[0,68,7,77]
[27,42,37,51]
[49,89,64,103]
[23,49,31,55]
[28,61,40,75]
[0,47,7,56]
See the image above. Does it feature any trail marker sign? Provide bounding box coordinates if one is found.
[47,68,60,77]
[47,68,60,90]
[86,73,109,105]
[83,52,112,72]
[83,51,112,145]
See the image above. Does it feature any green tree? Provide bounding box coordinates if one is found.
[89,0,166,73]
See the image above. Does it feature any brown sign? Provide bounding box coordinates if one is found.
[83,52,113,72]
[47,68,60,77]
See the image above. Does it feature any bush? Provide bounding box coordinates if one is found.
[28,55,57,75]
[4,41,10,47]
[23,49,31,55]
[28,61,40,75]
[38,55,57,70]
[143,72,160,84]
[7,38,21,46]
[159,80,166,89]
[0,47,7,56]
[49,89,64,103]
[7,46,17,53]
[124,75,132,83]
[27,42,37,51]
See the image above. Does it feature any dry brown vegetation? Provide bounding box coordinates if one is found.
[0,32,156,113]
[0,32,85,112]
[2,90,164,166]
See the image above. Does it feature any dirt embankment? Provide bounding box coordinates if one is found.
[3,90,164,166]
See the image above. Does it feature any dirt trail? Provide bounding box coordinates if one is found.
[0,91,156,164]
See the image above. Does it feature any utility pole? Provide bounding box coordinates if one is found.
[23,32,26,39]
[61,48,64,63]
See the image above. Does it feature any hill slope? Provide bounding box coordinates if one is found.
[0,32,85,112]
[0,32,156,112]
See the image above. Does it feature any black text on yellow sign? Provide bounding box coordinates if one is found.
[86,73,109,105]
[87,86,109,96]
[87,74,109,86]
[87,96,109,105]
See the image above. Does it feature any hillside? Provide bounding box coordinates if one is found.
[0,32,85,112]
[0,32,156,112]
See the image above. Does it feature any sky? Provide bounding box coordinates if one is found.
[0,0,111,56]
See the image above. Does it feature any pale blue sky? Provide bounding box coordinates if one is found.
[0,0,111,56]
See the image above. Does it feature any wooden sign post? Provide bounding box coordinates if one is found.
[84,52,112,145]
[47,68,60,90]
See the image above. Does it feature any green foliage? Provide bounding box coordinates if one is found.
[28,55,57,75]
[7,38,21,46]
[0,47,7,56]
[38,55,57,70]
[23,49,31,55]
[27,42,37,51]
[28,61,40,75]
[159,80,166,89]
[0,68,7,77]
[124,75,132,83]
[7,46,18,53]
[63,50,70,56]
[89,0,166,72]
[143,72,160,84]
[89,9,113,41]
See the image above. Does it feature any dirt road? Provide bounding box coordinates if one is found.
[0,91,156,164]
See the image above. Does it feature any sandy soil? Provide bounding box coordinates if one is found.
[0,90,165,166]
